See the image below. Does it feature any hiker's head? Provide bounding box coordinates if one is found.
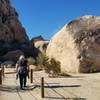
[19,55,25,60]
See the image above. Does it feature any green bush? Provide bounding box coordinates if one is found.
[27,57,35,65]
[37,53,49,68]
[49,58,61,74]
[37,53,61,75]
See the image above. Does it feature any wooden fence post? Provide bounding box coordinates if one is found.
[30,69,33,83]
[0,69,2,84]
[2,66,4,78]
[41,77,44,98]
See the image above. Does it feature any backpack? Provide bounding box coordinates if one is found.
[18,59,28,74]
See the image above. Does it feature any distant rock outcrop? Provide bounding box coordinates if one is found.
[0,0,35,62]
[46,15,100,73]
[31,35,49,53]
[34,40,49,53]
[31,35,45,42]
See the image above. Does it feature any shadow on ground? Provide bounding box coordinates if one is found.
[0,85,36,92]
[45,96,86,100]
[31,82,81,88]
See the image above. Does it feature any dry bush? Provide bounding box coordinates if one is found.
[27,57,35,66]
[49,58,61,75]
[37,53,61,76]
[37,53,49,69]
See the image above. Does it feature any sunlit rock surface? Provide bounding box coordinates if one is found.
[47,16,100,73]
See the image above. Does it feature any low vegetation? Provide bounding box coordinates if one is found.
[37,53,61,76]
[27,57,35,66]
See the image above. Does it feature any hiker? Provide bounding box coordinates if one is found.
[16,55,29,89]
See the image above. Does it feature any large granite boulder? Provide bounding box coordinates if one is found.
[46,15,100,73]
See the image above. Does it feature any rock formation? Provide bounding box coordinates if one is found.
[0,0,29,43]
[46,15,100,73]
[31,35,45,42]
[31,35,49,53]
[3,50,24,61]
[0,0,34,62]
[34,40,49,53]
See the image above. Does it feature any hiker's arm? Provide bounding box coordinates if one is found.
[15,62,19,79]
[26,62,30,78]
[15,63,19,73]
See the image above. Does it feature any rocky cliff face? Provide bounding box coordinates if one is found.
[0,0,34,62]
[0,0,29,43]
[46,16,100,73]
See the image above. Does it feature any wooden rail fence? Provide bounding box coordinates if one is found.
[30,69,45,98]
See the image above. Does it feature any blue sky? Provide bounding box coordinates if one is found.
[11,0,100,40]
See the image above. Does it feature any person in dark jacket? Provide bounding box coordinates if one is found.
[16,55,29,89]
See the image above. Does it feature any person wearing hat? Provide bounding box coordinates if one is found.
[16,55,29,89]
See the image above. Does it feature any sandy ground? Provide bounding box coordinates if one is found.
[0,68,100,100]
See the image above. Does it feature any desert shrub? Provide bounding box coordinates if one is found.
[2,64,12,68]
[37,53,61,75]
[49,58,61,75]
[37,52,49,69]
[7,64,12,68]
[27,57,35,65]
